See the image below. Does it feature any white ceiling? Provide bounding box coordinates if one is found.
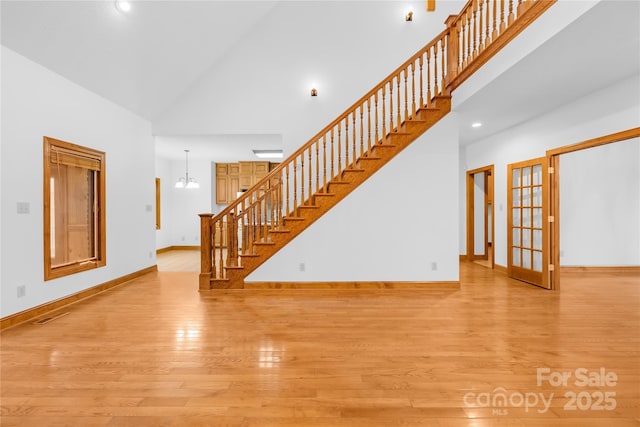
[2,0,639,159]
[1,0,279,120]
[456,0,640,144]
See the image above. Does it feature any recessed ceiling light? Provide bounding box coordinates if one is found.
[115,1,131,13]
[252,149,283,159]
[471,122,483,128]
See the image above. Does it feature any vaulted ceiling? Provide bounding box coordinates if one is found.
[2,0,639,159]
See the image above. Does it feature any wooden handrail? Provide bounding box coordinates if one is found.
[201,0,557,286]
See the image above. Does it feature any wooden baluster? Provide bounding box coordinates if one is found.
[381,86,387,141]
[285,163,290,215]
[465,9,473,65]
[419,55,424,108]
[484,0,490,48]
[269,184,275,235]
[478,0,484,52]
[300,151,305,204]
[322,135,327,191]
[359,105,364,158]
[248,207,254,254]
[315,140,320,194]
[278,171,286,228]
[337,123,342,173]
[293,157,297,212]
[441,39,446,95]
[374,92,380,144]
[308,146,313,199]
[262,190,268,241]
[403,69,409,122]
[367,99,372,153]
[344,115,349,168]
[508,0,514,25]
[492,0,498,40]
[330,128,335,179]
[426,50,432,107]
[397,73,402,127]
[472,0,478,58]
[433,44,439,97]
[500,0,506,32]
[352,111,356,166]
[389,78,394,132]
[218,219,225,276]
[410,63,416,118]
[517,0,524,15]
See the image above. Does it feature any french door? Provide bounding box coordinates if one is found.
[507,157,550,289]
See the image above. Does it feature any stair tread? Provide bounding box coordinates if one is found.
[269,229,291,233]
[314,192,336,197]
[239,253,260,257]
[283,216,305,221]
[298,204,320,209]
[358,156,382,160]
[343,168,365,173]
[254,241,276,246]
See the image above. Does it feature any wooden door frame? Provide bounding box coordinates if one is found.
[546,127,640,290]
[466,165,495,268]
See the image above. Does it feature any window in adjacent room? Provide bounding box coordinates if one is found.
[44,136,106,280]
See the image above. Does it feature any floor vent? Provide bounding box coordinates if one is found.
[32,311,70,325]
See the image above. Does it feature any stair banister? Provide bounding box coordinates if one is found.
[200,0,557,289]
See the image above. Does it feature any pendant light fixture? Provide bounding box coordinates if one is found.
[175,150,199,189]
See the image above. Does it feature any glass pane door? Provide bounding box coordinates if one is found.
[507,157,549,289]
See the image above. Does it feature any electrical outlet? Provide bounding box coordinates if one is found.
[299,263,306,272]
[17,202,30,214]
[181,236,186,241]
[560,250,565,257]
[17,285,26,298]
[431,262,438,271]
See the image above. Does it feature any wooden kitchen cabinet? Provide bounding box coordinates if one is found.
[239,161,269,190]
[215,163,239,204]
[216,161,280,204]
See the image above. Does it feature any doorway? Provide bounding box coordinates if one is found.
[547,128,640,290]
[466,165,494,269]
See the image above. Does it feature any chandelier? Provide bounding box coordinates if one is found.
[175,150,199,189]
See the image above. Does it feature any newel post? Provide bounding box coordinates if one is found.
[445,14,459,92]
[199,213,214,290]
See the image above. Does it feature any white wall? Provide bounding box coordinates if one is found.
[463,75,640,268]
[559,138,640,266]
[1,47,156,318]
[247,114,460,282]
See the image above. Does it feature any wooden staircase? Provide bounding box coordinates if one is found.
[199,0,556,290]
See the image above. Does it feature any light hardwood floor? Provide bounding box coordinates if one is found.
[1,254,638,426]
